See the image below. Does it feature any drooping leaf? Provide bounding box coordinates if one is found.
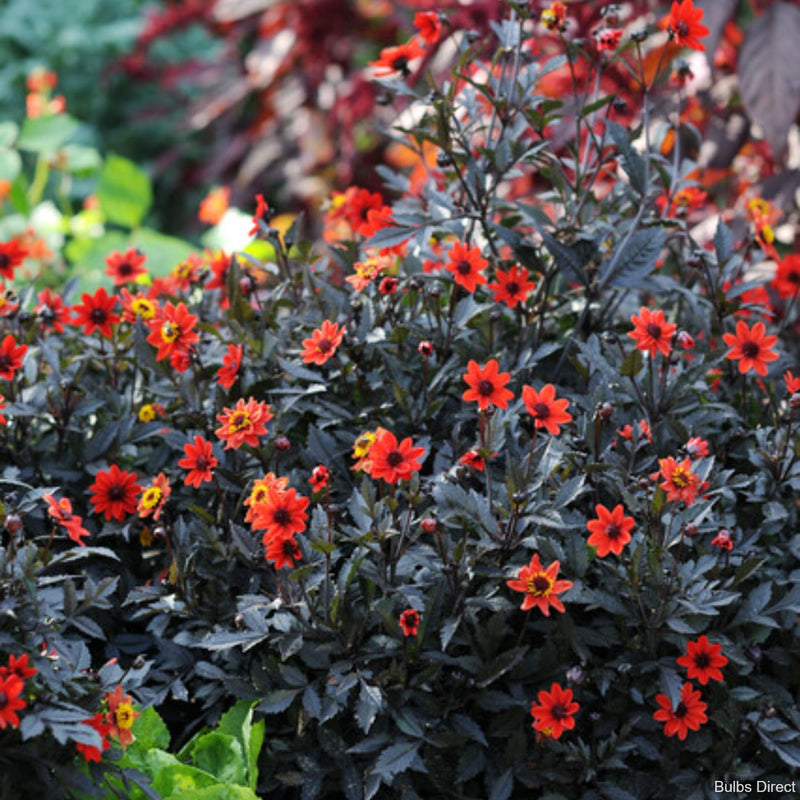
[738,2,800,158]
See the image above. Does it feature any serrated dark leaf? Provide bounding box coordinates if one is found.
[488,767,514,800]
[372,740,421,781]
[600,228,665,290]
[713,217,734,265]
[739,2,800,158]
[605,119,645,195]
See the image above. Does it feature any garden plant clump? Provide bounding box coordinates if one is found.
[0,1,799,798]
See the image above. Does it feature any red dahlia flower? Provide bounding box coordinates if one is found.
[399,608,420,637]
[445,241,488,293]
[251,487,310,540]
[586,503,634,557]
[462,359,514,410]
[0,334,27,380]
[522,384,572,435]
[653,456,705,506]
[265,533,303,569]
[0,674,26,729]
[301,320,344,366]
[137,473,171,521]
[506,553,573,615]
[146,301,199,363]
[104,247,147,286]
[76,713,113,763]
[676,635,728,685]
[43,493,90,546]
[653,682,707,739]
[367,429,425,484]
[530,683,579,739]
[0,239,28,280]
[0,654,37,681]
[628,307,676,358]
[72,288,120,338]
[89,465,141,522]
[488,265,535,308]
[370,38,425,78]
[178,435,218,487]
[722,320,779,376]
[215,397,273,450]
[666,0,710,52]
[216,343,242,390]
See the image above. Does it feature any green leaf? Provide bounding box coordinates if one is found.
[0,122,18,148]
[0,148,22,182]
[131,706,171,751]
[152,764,219,797]
[17,114,78,153]
[620,348,644,377]
[190,733,247,786]
[97,154,153,228]
[216,700,264,791]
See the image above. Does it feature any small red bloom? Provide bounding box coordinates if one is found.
[784,370,800,394]
[146,301,199,364]
[244,473,290,523]
[628,307,676,358]
[418,340,434,358]
[506,553,573,615]
[541,2,567,31]
[265,533,302,569]
[249,193,270,237]
[251,487,310,540]
[0,395,6,426]
[530,683,579,739]
[198,186,230,226]
[309,465,330,492]
[723,320,779,376]
[488,265,535,308]
[0,335,27,380]
[653,682,708,740]
[586,504,634,557]
[72,288,120,338]
[666,0,710,51]
[0,674,26,729]
[772,254,800,300]
[399,608,420,637]
[104,248,147,286]
[104,685,139,749]
[367,429,425,484]
[459,449,487,471]
[0,239,28,280]
[0,654,37,681]
[522,384,572,436]
[370,38,425,78]
[301,320,344,366]
[89,465,141,522]
[76,713,113,763]
[216,343,242,390]
[685,436,709,460]
[35,288,69,333]
[711,529,733,550]
[414,12,441,45]
[462,359,514,410]
[653,456,704,506]
[676,635,728,685]
[215,397,273,450]
[445,241,488,293]
[43,493,90,546]
[178,435,218,487]
[138,473,171,521]
[595,27,622,53]
[379,277,398,295]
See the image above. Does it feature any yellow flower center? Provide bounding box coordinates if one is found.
[115,703,136,730]
[138,404,156,422]
[161,322,179,343]
[131,298,155,320]
[526,572,554,598]
[759,225,775,244]
[353,431,376,459]
[228,410,252,432]
[671,468,690,489]
[140,487,162,510]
